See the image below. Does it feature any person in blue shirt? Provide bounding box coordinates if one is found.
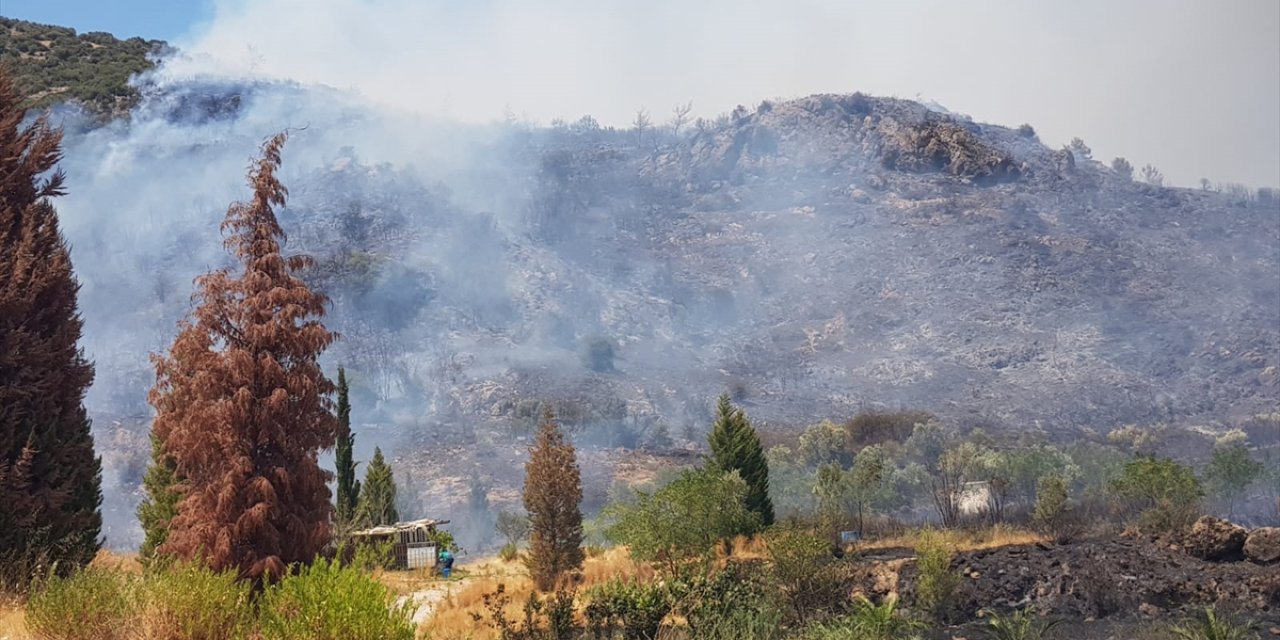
[439,549,454,579]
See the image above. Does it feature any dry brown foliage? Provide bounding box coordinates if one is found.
[522,408,585,591]
[149,131,338,584]
[0,67,102,584]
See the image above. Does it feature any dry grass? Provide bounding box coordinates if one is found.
[857,524,1045,553]
[0,550,139,640]
[0,598,29,640]
[90,549,143,575]
[423,547,653,640]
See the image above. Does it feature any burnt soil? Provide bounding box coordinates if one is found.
[868,536,1280,638]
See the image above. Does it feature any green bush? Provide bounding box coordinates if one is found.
[584,578,676,639]
[981,608,1063,640]
[799,595,924,640]
[257,557,416,640]
[678,560,781,640]
[912,529,958,623]
[604,467,761,572]
[1108,457,1202,534]
[500,542,522,562]
[1169,606,1255,640]
[26,567,139,640]
[138,562,253,640]
[764,524,849,625]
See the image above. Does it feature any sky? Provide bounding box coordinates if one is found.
[4,0,1279,188]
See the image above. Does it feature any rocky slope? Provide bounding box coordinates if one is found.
[23,65,1278,547]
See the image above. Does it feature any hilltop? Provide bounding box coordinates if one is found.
[6,21,1277,548]
[0,15,165,118]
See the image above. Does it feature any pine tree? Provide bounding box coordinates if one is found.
[148,132,338,583]
[334,367,360,525]
[522,407,584,591]
[708,394,774,526]
[356,447,398,527]
[136,434,179,566]
[0,70,103,583]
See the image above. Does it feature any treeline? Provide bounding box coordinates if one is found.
[761,411,1277,539]
[0,17,164,117]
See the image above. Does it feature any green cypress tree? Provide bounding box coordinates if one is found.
[708,394,774,526]
[356,447,398,527]
[136,434,180,566]
[334,367,360,524]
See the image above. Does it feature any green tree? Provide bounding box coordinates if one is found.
[1203,440,1262,519]
[334,367,360,525]
[356,448,398,527]
[708,394,775,526]
[1109,457,1202,533]
[136,435,180,566]
[813,446,889,536]
[846,445,888,534]
[605,467,761,573]
[523,407,584,591]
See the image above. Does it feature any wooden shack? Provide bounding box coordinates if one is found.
[349,518,450,570]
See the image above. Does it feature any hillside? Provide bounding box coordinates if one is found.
[0,16,164,118]
[8,26,1277,548]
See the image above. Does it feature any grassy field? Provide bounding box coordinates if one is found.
[0,526,1049,640]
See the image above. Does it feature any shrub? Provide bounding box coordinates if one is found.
[678,561,782,640]
[764,524,850,624]
[470,584,578,640]
[843,411,933,451]
[583,336,617,372]
[1111,157,1134,181]
[688,604,785,640]
[496,510,531,547]
[1140,164,1164,187]
[604,467,761,573]
[584,578,675,640]
[26,567,139,640]
[1017,124,1036,139]
[1033,474,1078,543]
[1108,457,1202,534]
[912,530,958,622]
[138,562,253,640]
[500,543,522,563]
[1169,606,1255,640]
[257,557,415,640]
[799,595,924,640]
[981,608,1064,640]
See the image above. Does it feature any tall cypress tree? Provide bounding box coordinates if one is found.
[708,394,774,526]
[356,447,398,527]
[0,70,103,582]
[334,367,360,525]
[149,132,338,583]
[523,407,584,591]
[136,434,179,566]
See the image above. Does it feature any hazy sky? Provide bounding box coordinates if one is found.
[6,0,1279,187]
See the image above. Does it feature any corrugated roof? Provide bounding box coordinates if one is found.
[349,517,451,537]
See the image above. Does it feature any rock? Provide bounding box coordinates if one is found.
[1185,516,1248,561]
[1244,527,1280,565]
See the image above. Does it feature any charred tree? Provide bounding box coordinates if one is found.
[0,70,102,584]
[149,132,338,583]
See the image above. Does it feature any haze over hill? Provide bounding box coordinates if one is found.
[1,8,1277,550]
